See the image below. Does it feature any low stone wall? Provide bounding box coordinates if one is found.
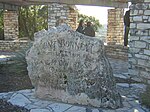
[0,40,30,51]
[0,41,129,61]
[4,11,19,40]
[105,45,128,60]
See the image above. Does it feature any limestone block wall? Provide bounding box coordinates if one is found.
[4,11,19,40]
[129,0,150,84]
[48,3,78,30]
[0,40,128,61]
[107,8,124,45]
[68,7,78,30]
[105,45,128,60]
[0,41,29,51]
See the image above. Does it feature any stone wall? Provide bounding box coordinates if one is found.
[0,40,29,51]
[4,11,19,40]
[0,41,128,61]
[129,0,150,84]
[48,3,78,30]
[68,7,78,30]
[105,45,128,60]
[107,8,124,45]
[0,40,128,61]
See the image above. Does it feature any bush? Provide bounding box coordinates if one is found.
[140,85,150,108]
[10,42,32,75]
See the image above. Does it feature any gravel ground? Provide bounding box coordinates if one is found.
[0,52,33,112]
[0,63,33,112]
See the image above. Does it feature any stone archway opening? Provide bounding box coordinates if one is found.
[73,5,129,75]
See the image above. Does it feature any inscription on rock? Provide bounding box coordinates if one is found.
[26,25,122,108]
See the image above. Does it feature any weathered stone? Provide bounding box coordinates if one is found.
[129,48,140,54]
[133,16,143,22]
[144,49,150,55]
[145,0,150,2]
[140,71,150,79]
[137,23,150,29]
[130,10,138,15]
[144,10,150,15]
[26,24,122,108]
[4,11,19,40]
[135,41,147,48]
[135,54,149,59]
[48,3,77,30]
[130,23,136,29]
[143,16,149,19]
[128,69,139,76]
[105,45,128,60]
[8,93,32,107]
[128,54,132,58]
[107,8,124,45]
[137,59,148,66]
[148,80,150,84]
[30,109,52,112]
[135,3,148,10]
[139,10,144,15]
[128,58,137,65]
[0,40,29,52]
[140,36,150,43]
[129,36,140,41]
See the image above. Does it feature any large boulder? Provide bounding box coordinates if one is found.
[26,24,122,108]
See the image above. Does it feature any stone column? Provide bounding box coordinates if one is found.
[128,0,150,84]
[68,7,78,30]
[4,10,19,40]
[48,3,77,30]
[107,8,124,45]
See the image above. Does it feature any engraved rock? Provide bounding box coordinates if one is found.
[26,24,122,108]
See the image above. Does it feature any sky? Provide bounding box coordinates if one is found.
[76,5,113,25]
[76,5,130,25]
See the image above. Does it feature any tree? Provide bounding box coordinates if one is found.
[0,9,4,40]
[78,13,102,32]
[19,5,48,40]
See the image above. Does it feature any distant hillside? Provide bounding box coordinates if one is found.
[96,24,107,43]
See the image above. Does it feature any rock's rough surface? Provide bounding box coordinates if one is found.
[26,24,122,108]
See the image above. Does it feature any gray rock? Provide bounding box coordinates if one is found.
[47,103,72,112]
[30,109,52,112]
[116,83,130,88]
[8,93,32,107]
[65,106,86,112]
[26,24,122,108]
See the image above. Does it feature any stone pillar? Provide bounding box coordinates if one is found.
[107,8,124,45]
[129,0,150,84]
[48,3,78,30]
[4,10,19,40]
[68,7,78,30]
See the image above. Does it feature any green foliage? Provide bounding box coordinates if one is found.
[0,9,4,39]
[10,43,32,75]
[78,13,102,32]
[0,10,3,30]
[140,85,150,108]
[19,5,48,40]
[0,6,102,39]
